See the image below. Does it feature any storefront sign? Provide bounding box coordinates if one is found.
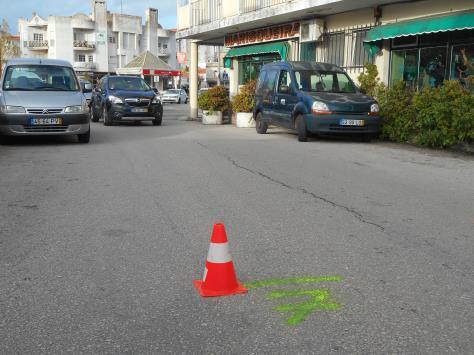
[225,22,300,48]
[143,69,181,76]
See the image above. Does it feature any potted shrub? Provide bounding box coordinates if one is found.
[231,80,256,128]
[198,86,229,125]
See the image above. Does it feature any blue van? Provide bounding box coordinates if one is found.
[254,61,381,142]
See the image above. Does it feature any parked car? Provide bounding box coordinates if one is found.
[0,58,90,143]
[80,80,93,106]
[90,75,163,126]
[161,89,188,104]
[254,61,381,142]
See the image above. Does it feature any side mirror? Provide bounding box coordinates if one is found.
[83,83,93,93]
[152,87,159,94]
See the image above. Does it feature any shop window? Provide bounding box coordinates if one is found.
[419,32,449,46]
[451,44,474,91]
[390,49,419,90]
[238,54,280,85]
[418,47,447,88]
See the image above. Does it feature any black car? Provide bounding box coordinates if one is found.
[254,61,381,142]
[90,75,163,126]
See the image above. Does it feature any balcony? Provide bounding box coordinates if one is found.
[73,41,96,50]
[239,0,288,13]
[158,48,170,56]
[73,62,96,70]
[27,40,49,50]
[191,0,221,26]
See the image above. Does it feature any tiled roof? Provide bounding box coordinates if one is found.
[124,51,173,70]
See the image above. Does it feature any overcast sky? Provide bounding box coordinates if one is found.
[2,0,177,34]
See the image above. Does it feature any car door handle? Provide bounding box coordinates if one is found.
[280,98,286,105]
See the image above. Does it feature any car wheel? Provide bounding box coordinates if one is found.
[185,98,188,104]
[255,112,268,134]
[90,106,99,122]
[153,107,163,126]
[178,98,181,104]
[78,127,90,143]
[103,106,112,126]
[295,115,308,142]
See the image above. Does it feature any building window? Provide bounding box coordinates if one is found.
[33,33,43,41]
[78,55,86,62]
[108,36,116,44]
[163,44,168,49]
[318,26,374,70]
[88,55,94,63]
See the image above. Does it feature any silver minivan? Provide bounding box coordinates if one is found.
[0,58,90,143]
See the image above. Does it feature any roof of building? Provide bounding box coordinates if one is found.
[5,58,73,67]
[123,51,173,70]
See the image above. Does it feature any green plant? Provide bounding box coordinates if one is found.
[357,63,381,98]
[198,85,229,113]
[411,81,474,147]
[231,80,256,113]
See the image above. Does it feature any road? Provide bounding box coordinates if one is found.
[1,104,473,353]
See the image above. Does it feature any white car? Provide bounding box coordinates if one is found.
[161,89,188,104]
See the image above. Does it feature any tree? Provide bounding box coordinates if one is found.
[0,19,20,74]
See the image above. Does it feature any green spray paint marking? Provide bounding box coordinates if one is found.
[244,276,344,326]
[244,275,343,289]
[268,288,342,325]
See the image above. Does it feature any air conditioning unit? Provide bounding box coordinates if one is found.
[300,19,324,43]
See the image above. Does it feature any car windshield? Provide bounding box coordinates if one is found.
[294,70,357,93]
[165,90,180,94]
[108,77,151,91]
[3,65,80,91]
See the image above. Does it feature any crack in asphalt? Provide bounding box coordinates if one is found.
[196,141,385,232]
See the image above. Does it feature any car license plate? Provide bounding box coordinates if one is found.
[132,108,148,113]
[339,119,365,126]
[31,118,63,125]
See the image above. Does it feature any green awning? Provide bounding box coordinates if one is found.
[223,42,289,68]
[364,11,474,56]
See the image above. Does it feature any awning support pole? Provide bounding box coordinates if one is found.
[190,40,199,120]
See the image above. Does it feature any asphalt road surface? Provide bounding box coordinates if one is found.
[1,104,473,353]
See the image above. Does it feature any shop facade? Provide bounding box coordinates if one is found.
[223,22,301,94]
[177,0,474,119]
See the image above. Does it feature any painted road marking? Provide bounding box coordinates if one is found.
[268,289,342,325]
[245,276,343,326]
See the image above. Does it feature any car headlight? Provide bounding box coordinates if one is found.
[0,105,26,113]
[311,101,332,115]
[108,95,123,104]
[64,105,85,113]
[369,103,380,116]
[152,95,161,104]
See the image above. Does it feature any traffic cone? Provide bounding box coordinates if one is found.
[194,223,248,297]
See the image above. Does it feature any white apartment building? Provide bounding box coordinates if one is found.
[18,0,177,80]
[177,0,474,119]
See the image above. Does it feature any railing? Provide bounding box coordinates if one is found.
[239,0,288,14]
[28,40,48,48]
[318,25,374,72]
[192,0,221,26]
[73,40,96,49]
[73,62,96,70]
[158,48,170,56]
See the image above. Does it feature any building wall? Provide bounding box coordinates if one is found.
[18,0,178,76]
[177,4,191,30]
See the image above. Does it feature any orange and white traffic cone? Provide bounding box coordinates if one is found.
[194,223,248,297]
